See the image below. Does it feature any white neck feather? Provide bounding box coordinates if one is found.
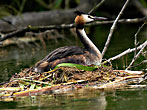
[78,29,102,61]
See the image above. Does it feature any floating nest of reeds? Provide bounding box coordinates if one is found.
[0,64,146,100]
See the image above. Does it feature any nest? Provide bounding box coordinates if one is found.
[0,65,145,99]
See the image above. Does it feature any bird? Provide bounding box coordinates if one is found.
[34,11,107,73]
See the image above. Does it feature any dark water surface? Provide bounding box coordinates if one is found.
[0,23,146,110]
[0,89,147,110]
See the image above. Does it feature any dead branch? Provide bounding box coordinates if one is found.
[126,41,147,70]
[0,24,74,42]
[88,0,106,14]
[105,41,147,62]
[135,20,147,38]
[126,21,147,70]
[128,60,147,69]
[0,17,145,42]
[102,0,130,57]
[90,17,146,25]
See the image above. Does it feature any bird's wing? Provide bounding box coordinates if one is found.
[42,46,85,62]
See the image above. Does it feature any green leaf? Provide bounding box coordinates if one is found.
[55,63,97,71]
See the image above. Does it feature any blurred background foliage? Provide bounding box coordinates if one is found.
[140,0,147,7]
[0,0,81,18]
[0,0,146,18]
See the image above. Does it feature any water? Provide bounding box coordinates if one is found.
[0,23,146,109]
[0,89,147,110]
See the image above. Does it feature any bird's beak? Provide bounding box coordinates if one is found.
[93,16,107,21]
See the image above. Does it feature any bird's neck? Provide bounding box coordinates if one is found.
[76,28,102,60]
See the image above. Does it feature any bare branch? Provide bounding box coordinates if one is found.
[88,0,105,14]
[128,60,147,69]
[102,0,130,57]
[90,17,146,25]
[0,17,145,42]
[135,21,147,38]
[105,41,147,63]
[0,24,74,42]
[126,21,147,70]
[126,41,147,70]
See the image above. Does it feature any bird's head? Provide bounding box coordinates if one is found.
[74,11,107,28]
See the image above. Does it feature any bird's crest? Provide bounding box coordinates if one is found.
[74,11,85,15]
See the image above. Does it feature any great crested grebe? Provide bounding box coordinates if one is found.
[34,11,107,73]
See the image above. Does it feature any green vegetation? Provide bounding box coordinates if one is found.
[139,0,147,7]
[0,0,80,18]
[55,63,97,71]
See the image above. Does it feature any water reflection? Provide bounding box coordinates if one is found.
[0,88,147,110]
[0,89,108,110]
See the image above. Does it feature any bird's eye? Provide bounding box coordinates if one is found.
[88,15,94,19]
[88,15,92,18]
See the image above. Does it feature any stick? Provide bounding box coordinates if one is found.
[105,41,147,62]
[0,23,75,42]
[93,17,146,25]
[135,21,147,55]
[88,0,105,14]
[128,60,147,69]
[13,78,49,85]
[0,17,145,42]
[126,41,147,70]
[127,21,147,70]
[102,0,130,57]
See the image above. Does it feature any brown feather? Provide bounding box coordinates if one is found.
[35,51,99,72]
[75,15,85,26]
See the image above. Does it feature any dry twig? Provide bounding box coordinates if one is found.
[88,0,106,14]
[126,21,147,70]
[102,0,130,57]
[0,24,74,42]
[0,17,145,42]
[126,42,147,70]
[128,60,147,69]
[105,41,147,63]
[135,21,147,55]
